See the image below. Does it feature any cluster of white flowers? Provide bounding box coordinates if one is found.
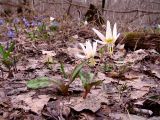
[77,20,120,60]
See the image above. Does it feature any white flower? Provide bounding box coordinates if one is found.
[92,20,120,45]
[92,20,120,54]
[77,40,97,59]
[84,21,88,25]
[158,24,160,29]
[50,17,55,21]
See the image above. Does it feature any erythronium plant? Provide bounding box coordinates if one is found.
[79,70,103,99]
[77,40,97,66]
[92,20,120,55]
[27,61,86,95]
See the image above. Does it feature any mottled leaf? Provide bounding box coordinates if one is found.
[27,77,51,89]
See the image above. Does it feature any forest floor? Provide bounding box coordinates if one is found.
[0,16,160,120]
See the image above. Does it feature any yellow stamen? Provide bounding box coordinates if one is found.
[105,38,113,44]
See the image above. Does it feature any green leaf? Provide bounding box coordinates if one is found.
[3,52,10,60]
[79,71,103,91]
[69,61,86,85]
[79,71,94,86]
[7,42,15,53]
[86,80,103,90]
[103,63,113,72]
[0,44,5,56]
[2,59,13,69]
[28,32,37,40]
[0,44,10,60]
[60,62,67,79]
[27,77,51,89]
[49,26,58,31]
[38,23,46,32]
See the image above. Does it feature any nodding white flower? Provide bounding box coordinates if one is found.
[50,17,55,21]
[77,40,97,59]
[92,20,120,54]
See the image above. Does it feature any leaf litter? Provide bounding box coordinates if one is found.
[0,16,160,120]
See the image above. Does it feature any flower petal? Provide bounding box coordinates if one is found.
[106,20,112,39]
[76,54,86,59]
[92,28,105,41]
[95,39,106,45]
[113,23,117,39]
[86,41,93,57]
[86,41,92,52]
[79,43,87,55]
[114,33,120,42]
[93,41,97,55]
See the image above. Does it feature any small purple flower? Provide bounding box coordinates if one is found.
[25,21,30,27]
[7,29,15,39]
[22,17,27,22]
[22,17,30,27]
[13,18,20,24]
[31,20,37,27]
[0,19,4,25]
[37,22,42,26]
[34,16,39,20]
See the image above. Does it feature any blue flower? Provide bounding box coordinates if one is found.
[7,29,15,39]
[0,19,4,25]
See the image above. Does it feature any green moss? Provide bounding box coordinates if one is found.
[124,32,145,40]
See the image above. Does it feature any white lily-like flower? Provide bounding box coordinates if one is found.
[92,20,120,54]
[77,40,97,59]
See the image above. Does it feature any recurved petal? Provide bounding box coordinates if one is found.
[114,33,120,42]
[95,39,106,45]
[76,54,86,59]
[116,33,120,39]
[113,23,117,39]
[106,20,112,39]
[79,43,87,54]
[92,28,105,41]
